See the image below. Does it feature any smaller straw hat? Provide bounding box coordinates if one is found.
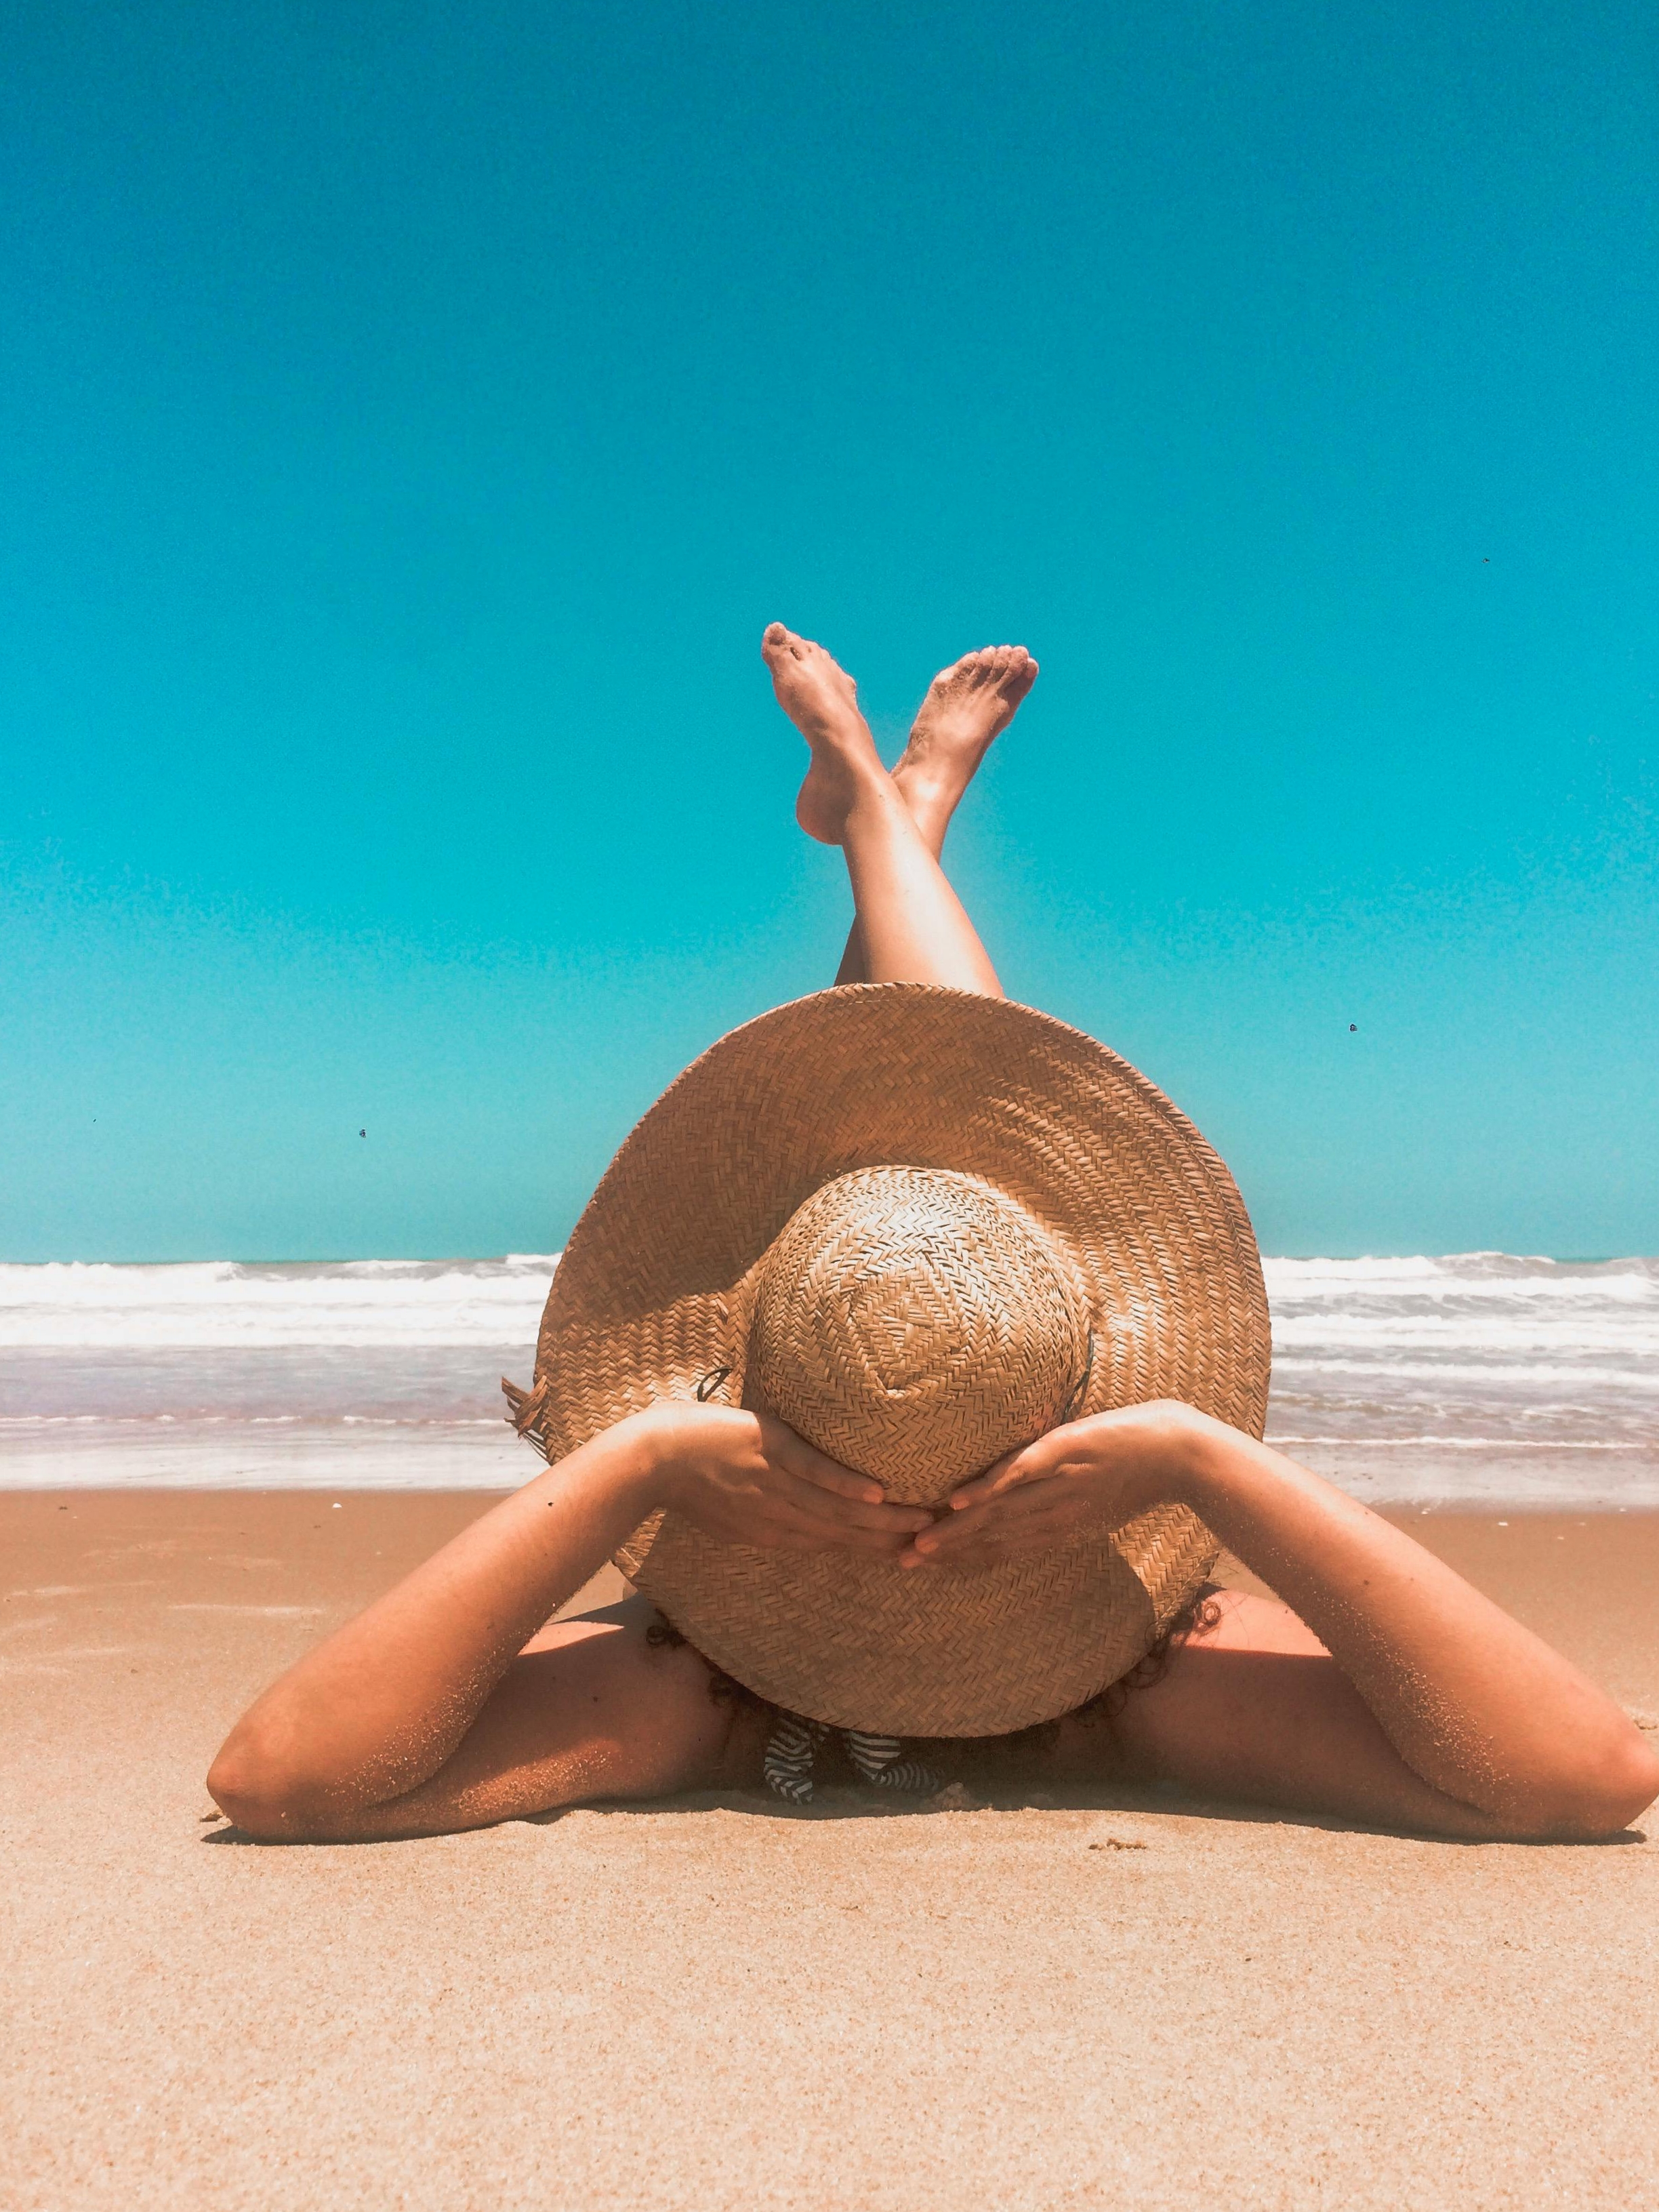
[506,983,1269,1738]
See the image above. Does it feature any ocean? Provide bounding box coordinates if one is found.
[1,1252,1654,1504]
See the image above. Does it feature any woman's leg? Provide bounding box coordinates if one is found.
[761,623,1019,998]
[831,645,1038,984]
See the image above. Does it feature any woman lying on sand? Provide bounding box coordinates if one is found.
[209,626,1658,1845]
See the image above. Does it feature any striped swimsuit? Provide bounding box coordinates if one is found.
[760,1714,942,1804]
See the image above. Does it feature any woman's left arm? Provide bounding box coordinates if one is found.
[905,1405,1659,1839]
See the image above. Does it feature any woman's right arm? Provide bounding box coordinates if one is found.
[910,1405,1659,1839]
[207,1404,926,1836]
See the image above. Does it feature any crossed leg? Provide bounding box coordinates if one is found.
[788,635,1040,985]
[760,623,1031,997]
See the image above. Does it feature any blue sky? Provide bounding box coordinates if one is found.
[2,0,1654,1261]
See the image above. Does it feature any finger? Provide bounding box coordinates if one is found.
[912,1488,1073,1560]
[782,1446,888,1507]
[946,1450,1025,1510]
[771,1465,933,1534]
[760,1420,889,1507]
[942,1476,1067,1535]
[948,1433,1069,1509]
[902,1502,994,1565]
[904,1522,1053,1568]
[901,1522,1021,1568]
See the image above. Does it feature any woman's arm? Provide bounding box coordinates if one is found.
[207,1404,926,1836]
[907,1405,1659,1839]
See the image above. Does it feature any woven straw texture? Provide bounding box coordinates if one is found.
[508,983,1270,1737]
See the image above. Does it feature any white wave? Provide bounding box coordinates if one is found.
[1265,1433,1652,1452]
[1263,1253,1658,1286]
[1263,1256,1659,1404]
[1271,1357,1659,1389]
[2,1250,1654,1502]
[0,1256,559,1349]
[0,1422,527,1491]
[0,1414,508,1433]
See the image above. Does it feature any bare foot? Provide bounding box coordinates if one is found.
[761,621,886,844]
[894,645,1038,851]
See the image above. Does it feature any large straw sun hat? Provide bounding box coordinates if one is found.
[505,983,1270,1738]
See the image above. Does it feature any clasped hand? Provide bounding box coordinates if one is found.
[640,1403,933,1554]
[638,1399,1205,1565]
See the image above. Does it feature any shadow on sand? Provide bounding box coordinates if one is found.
[198,1780,1647,1848]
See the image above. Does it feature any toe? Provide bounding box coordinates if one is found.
[762,621,791,659]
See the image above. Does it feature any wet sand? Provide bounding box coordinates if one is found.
[5,1490,1657,2209]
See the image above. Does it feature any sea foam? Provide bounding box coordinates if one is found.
[1,1252,1654,1500]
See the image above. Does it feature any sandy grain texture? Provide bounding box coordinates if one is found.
[4,1491,1657,2211]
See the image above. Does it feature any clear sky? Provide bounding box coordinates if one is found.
[2,0,1654,1261]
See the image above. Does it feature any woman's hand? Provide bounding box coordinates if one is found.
[899,1399,1208,1570]
[640,1402,935,1555]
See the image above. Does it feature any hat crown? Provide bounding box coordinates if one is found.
[746,1166,1092,1505]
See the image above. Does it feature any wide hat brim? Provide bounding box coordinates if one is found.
[514,983,1270,1737]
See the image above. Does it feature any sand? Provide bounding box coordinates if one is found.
[5,1489,1657,2210]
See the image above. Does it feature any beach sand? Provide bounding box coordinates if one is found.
[5,1490,1656,2210]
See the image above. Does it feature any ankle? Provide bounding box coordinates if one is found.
[895,758,958,840]
[843,764,911,822]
